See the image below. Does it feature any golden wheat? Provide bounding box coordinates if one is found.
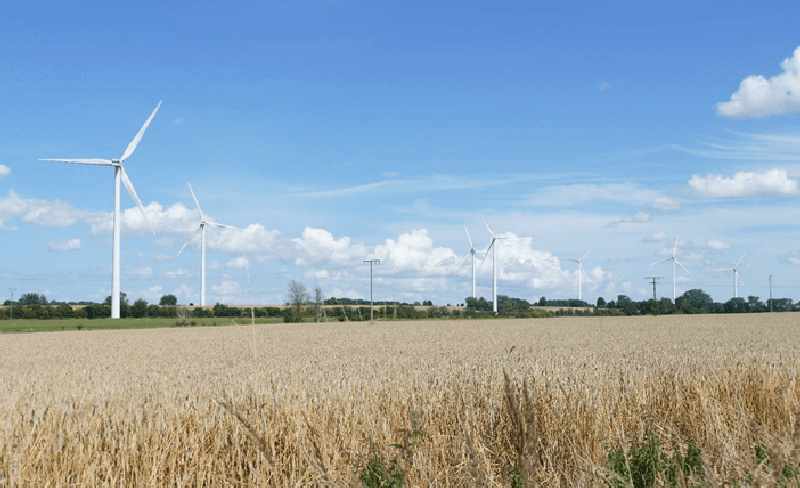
[0,313,798,486]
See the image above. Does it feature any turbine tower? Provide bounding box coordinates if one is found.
[652,237,689,301]
[40,102,161,319]
[567,251,589,302]
[481,222,508,314]
[178,183,238,307]
[716,255,745,298]
[464,225,478,299]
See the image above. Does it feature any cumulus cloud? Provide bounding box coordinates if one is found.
[372,229,459,275]
[0,191,88,229]
[0,165,10,178]
[208,224,280,254]
[89,202,197,235]
[212,279,241,302]
[130,266,153,278]
[293,227,367,266]
[226,256,250,270]
[47,238,81,252]
[717,47,800,118]
[689,168,798,197]
[526,183,679,210]
[706,239,730,250]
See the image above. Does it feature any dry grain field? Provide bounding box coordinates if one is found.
[1,314,799,486]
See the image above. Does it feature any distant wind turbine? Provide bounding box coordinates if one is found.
[567,251,590,302]
[652,237,689,301]
[715,255,745,299]
[464,225,478,299]
[40,102,161,319]
[178,183,238,307]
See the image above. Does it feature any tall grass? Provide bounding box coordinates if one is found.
[0,314,798,485]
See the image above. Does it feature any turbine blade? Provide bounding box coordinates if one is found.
[672,237,679,257]
[40,158,113,166]
[187,182,205,218]
[676,260,690,275]
[484,220,496,237]
[208,221,237,230]
[736,254,746,267]
[120,101,162,161]
[479,240,495,267]
[581,250,590,261]
[463,225,474,250]
[651,257,671,267]
[120,167,153,235]
[177,228,201,257]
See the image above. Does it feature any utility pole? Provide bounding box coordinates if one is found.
[362,258,381,321]
[769,274,773,312]
[644,277,662,300]
[8,288,15,320]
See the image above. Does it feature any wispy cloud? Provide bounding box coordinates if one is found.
[47,238,81,252]
[675,132,800,163]
[293,173,576,199]
[607,211,651,227]
[0,165,10,178]
[525,183,679,210]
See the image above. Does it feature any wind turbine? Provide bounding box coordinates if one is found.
[715,255,745,298]
[178,183,238,307]
[567,251,590,302]
[481,222,509,314]
[464,225,478,299]
[652,237,689,301]
[40,102,161,319]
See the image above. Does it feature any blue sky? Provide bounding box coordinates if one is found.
[3,1,800,305]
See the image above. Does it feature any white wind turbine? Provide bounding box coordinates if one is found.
[178,183,238,307]
[652,237,689,301]
[567,251,589,302]
[715,255,745,298]
[480,222,513,314]
[40,102,161,319]
[464,225,479,299]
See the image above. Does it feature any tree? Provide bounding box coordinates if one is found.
[596,297,606,308]
[676,289,713,314]
[287,280,308,322]
[131,299,148,318]
[18,293,47,305]
[159,294,178,306]
[104,293,128,306]
[314,287,323,322]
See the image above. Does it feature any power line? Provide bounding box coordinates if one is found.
[362,258,381,321]
[644,277,662,300]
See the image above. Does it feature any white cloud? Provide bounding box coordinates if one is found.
[642,231,667,243]
[293,227,367,266]
[706,239,730,250]
[212,279,241,302]
[226,256,250,270]
[689,168,798,197]
[89,202,197,235]
[47,238,81,252]
[0,165,10,178]
[0,191,88,229]
[717,46,800,118]
[372,229,459,275]
[208,224,280,254]
[526,183,679,210]
[130,266,154,278]
[164,268,190,279]
[608,211,651,227]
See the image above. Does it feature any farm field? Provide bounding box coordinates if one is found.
[0,316,282,333]
[1,314,799,486]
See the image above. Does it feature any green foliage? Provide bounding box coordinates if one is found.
[607,435,705,488]
[359,453,404,488]
[159,294,178,306]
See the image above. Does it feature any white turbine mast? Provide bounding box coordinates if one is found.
[567,251,590,302]
[652,236,689,301]
[464,225,478,299]
[479,221,517,314]
[715,255,745,299]
[178,183,238,307]
[40,102,161,319]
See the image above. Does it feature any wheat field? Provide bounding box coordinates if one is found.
[1,314,799,486]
